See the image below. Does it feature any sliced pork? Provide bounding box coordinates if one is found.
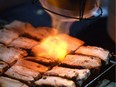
[9,37,39,49]
[61,55,101,69]
[0,29,19,45]
[35,76,76,87]
[75,46,110,64]
[0,44,27,65]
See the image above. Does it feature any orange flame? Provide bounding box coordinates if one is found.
[35,35,68,61]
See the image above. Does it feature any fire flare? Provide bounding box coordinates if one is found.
[33,35,68,61]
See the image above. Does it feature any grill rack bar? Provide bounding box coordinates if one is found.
[84,60,116,87]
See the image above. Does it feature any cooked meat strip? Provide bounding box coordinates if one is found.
[4,20,26,35]
[44,66,78,79]
[0,61,9,75]
[61,55,101,69]
[75,46,110,64]
[5,64,41,82]
[25,57,57,66]
[0,29,19,45]
[35,76,76,87]
[0,44,27,65]
[0,76,28,87]
[4,58,48,81]
[31,35,68,62]
[24,26,57,40]
[58,34,84,53]
[9,37,40,49]
[31,34,84,62]
[4,20,26,30]
[16,59,50,73]
[5,20,57,40]
[44,66,90,86]
[75,69,91,86]
[44,66,90,81]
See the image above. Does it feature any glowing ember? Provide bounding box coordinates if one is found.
[34,35,68,61]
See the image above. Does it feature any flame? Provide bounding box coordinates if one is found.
[35,35,68,61]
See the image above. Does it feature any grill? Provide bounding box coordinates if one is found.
[84,59,116,87]
[0,20,116,87]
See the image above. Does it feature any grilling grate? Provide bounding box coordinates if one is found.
[84,59,116,87]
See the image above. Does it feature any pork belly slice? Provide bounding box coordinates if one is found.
[15,59,50,73]
[31,34,84,62]
[0,76,28,87]
[31,36,67,62]
[4,20,26,30]
[44,66,90,81]
[44,66,90,86]
[75,46,110,64]
[24,26,57,40]
[9,37,40,49]
[5,20,57,40]
[5,64,41,82]
[61,55,101,69]
[35,76,76,87]
[0,61,9,75]
[58,34,84,53]
[0,29,19,45]
[75,69,91,86]
[0,44,27,65]
[25,56,58,66]
[4,20,26,35]
[44,66,78,79]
